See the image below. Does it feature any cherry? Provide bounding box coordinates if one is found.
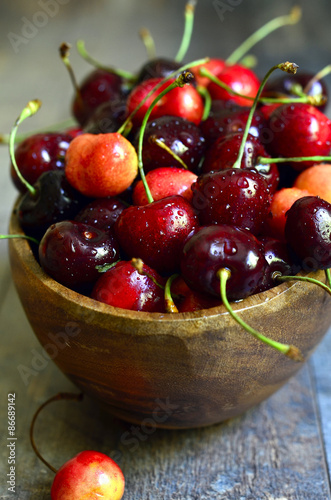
[17,170,88,239]
[169,275,222,312]
[51,450,125,500]
[284,196,331,271]
[114,195,199,274]
[254,236,294,293]
[190,58,226,88]
[181,225,265,300]
[39,220,120,289]
[10,132,73,193]
[293,163,331,203]
[268,103,331,170]
[91,259,166,312]
[136,57,182,83]
[132,167,197,205]
[64,132,138,198]
[84,97,128,135]
[201,132,279,193]
[192,168,271,235]
[135,115,206,173]
[75,197,126,234]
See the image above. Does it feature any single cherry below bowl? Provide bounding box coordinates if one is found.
[8,208,331,429]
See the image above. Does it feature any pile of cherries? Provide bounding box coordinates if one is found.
[7,3,331,352]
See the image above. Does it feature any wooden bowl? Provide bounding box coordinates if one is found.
[8,209,331,429]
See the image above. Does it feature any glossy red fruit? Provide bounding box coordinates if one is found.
[284,196,331,271]
[190,58,226,88]
[191,168,271,235]
[132,167,197,205]
[91,260,166,312]
[268,103,331,170]
[254,236,294,293]
[65,133,138,198]
[207,63,260,107]
[136,57,182,82]
[201,132,279,193]
[72,69,124,127]
[11,132,73,193]
[75,197,126,234]
[181,225,265,300]
[126,77,204,126]
[114,195,199,274]
[51,450,125,500]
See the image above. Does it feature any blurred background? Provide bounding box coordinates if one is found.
[0,0,331,247]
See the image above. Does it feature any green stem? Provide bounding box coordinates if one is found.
[303,64,331,94]
[139,28,156,60]
[76,40,136,81]
[0,234,39,245]
[137,72,195,203]
[165,274,180,313]
[9,100,42,197]
[197,85,212,121]
[258,155,331,165]
[151,137,188,169]
[218,268,303,361]
[117,56,209,136]
[326,269,331,289]
[232,62,298,169]
[226,6,302,65]
[274,273,331,295]
[175,0,197,62]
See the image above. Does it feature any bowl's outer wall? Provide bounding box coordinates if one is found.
[9,211,331,428]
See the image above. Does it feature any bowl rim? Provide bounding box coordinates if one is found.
[9,206,314,324]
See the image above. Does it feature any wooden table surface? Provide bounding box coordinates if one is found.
[1,1,331,498]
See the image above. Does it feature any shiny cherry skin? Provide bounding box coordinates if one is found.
[181,225,265,300]
[135,115,206,173]
[72,69,124,127]
[201,132,279,193]
[207,63,260,107]
[285,196,331,271]
[191,168,271,235]
[190,58,226,88]
[75,197,126,234]
[268,103,331,170]
[91,260,166,312]
[39,220,120,289]
[126,77,204,127]
[11,132,73,193]
[17,170,87,239]
[136,57,182,82]
[114,195,199,274]
[84,97,128,135]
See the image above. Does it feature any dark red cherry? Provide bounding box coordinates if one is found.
[201,133,279,193]
[268,103,331,170]
[254,236,295,293]
[136,57,182,82]
[11,132,73,193]
[75,197,126,234]
[284,196,331,271]
[170,276,222,312]
[17,170,88,239]
[114,195,199,274]
[207,63,260,107]
[262,71,328,112]
[84,98,128,135]
[191,168,271,235]
[91,260,166,312]
[39,220,120,289]
[181,225,265,300]
[135,115,206,173]
[72,69,124,127]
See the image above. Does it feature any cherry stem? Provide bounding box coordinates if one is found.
[130,258,165,290]
[197,85,212,121]
[303,64,331,94]
[30,392,84,474]
[0,117,77,145]
[9,100,42,197]
[217,268,303,361]
[232,62,298,169]
[325,269,331,289]
[59,43,83,107]
[239,54,258,69]
[226,6,302,65]
[258,155,331,165]
[0,234,39,245]
[274,272,331,295]
[95,259,121,273]
[136,71,195,203]
[139,28,157,60]
[116,56,209,136]
[151,136,188,170]
[76,40,136,82]
[165,274,180,313]
[175,0,197,62]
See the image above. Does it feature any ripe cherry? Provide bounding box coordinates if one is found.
[136,57,182,83]
[91,259,166,312]
[75,197,126,234]
[84,98,128,135]
[254,236,294,293]
[293,163,331,203]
